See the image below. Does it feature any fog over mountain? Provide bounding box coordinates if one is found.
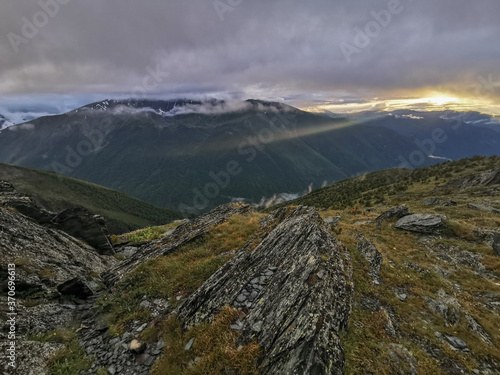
[1,0,499,111]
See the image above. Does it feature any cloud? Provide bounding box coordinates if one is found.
[0,0,499,106]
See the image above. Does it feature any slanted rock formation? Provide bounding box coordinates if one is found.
[178,206,354,374]
[102,203,250,287]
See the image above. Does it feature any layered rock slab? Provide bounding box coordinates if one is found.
[178,206,354,375]
[102,203,250,287]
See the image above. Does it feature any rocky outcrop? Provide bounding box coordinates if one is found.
[433,168,500,192]
[375,205,409,225]
[52,207,115,255]
[424,289,461,326]
[354,234,382,285]
[178,206,354,375]
[1,181,115,255]
[395,214,446,234]
[0,207,114,299]
[420,197,457,207]
[467,203,500,214]
[102,203,251,287]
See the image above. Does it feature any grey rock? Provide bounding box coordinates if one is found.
[466,315,493,345]
[236,294,247,302]
[420,197,457,206]
[252,321,264,332]
[107,365,116,375]
[434,168,500,192]
[467,203,500,214]
[396,293,407,302]
[178,206,353,375]
[136,323,148,332]
[156,340,164,350]
[355,234,382,284]
[0,205,114,299]
[323,216,342,228]
[52,207,115,255]
[387,344,419,375]
[444,335,468,350]
[102,203,250,286]
[376,205,410,224]
[184,337,195,351]
[425,290,461,326]
[121,246,138,257]
[135,353,150,365]
[395,214,446,234]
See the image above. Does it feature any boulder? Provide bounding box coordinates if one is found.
[178,206,354,374]
[52,207,115,255]
[375,205,409,225]
[395,214,446,234]
[444,335,468,351]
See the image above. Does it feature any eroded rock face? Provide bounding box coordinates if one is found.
[395,214,446,234]
[102,203,251,287]
[0,207,114,298]
[1,182,115,255]
[52,207,115,255]
[178,206,354,375]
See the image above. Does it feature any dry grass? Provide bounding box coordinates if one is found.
[150,307,260,375]
[98,212,264,336]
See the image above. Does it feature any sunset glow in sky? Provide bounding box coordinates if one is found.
[0,0,499,118]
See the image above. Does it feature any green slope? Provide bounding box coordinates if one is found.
[273,155,500,210]
[0,163,186,234]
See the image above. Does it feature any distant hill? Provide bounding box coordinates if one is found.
[0,163,185,234]
[272,155,500,210]
[0,99,499,213]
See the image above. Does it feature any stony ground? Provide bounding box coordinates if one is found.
[3,157,500,374]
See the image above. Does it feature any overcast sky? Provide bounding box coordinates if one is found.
[1,0,499,116]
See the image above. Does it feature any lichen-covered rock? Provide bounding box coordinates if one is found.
[0,207,114,298]
[102,203,250,287]
[178,206,354,375]
[395,214,446,234]
[425,289,461,326]
[354,234,382,285]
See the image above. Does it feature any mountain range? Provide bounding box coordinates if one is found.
[0,99,499,213]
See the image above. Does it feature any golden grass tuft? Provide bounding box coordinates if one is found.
[151,307,260,375]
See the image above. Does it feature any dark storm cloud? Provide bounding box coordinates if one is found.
[0,0,499,102]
